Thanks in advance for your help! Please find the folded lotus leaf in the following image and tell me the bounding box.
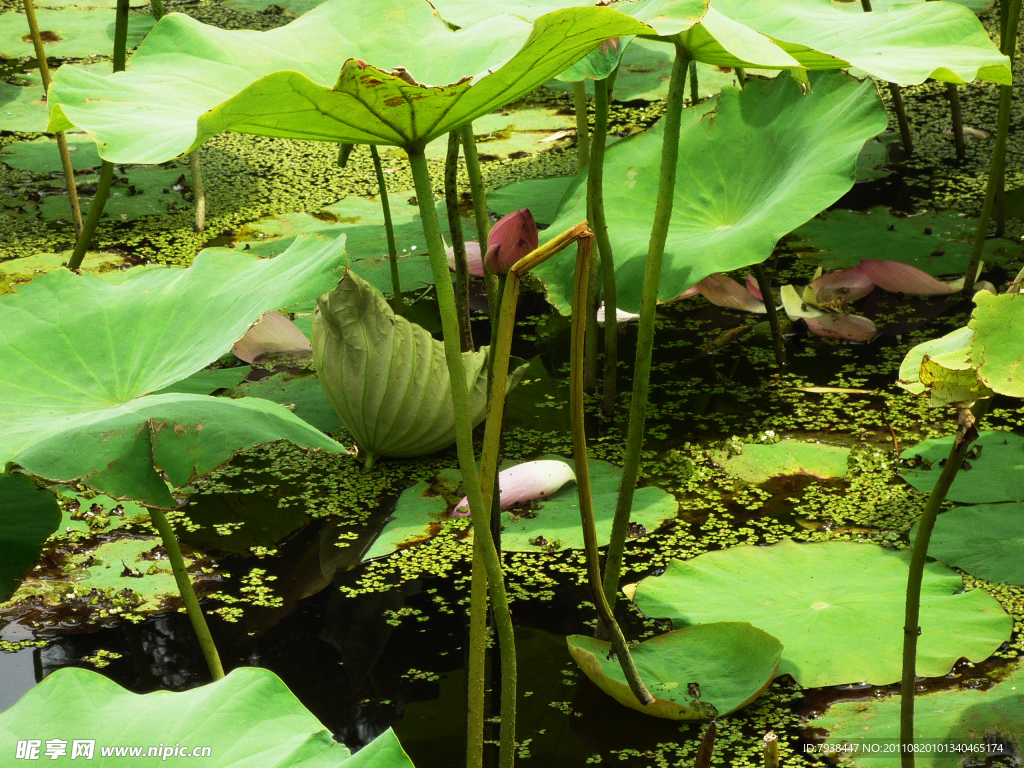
[0,235,348,507]
[0,474,61,603]
[313,269,491,463]
[969,292,1024,399]
[46,0,654,164]
[534,71,887,313]
[0,666,415,767]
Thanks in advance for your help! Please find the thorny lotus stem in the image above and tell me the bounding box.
[603,45,690,607]
[150,0,164,18]
[369,145,404,316]
[573,81,591,170]
[445,132,474,352]
[460,124,500,326]
[945,83,966,163]
[590,77,619,416]
[22,0,82,238]
[888,84,914,157]
[583,230,600,393]
[901,403,984,768]
[751,263,786,368]
[67,0,129,270]
[569,235,654,707]
[688,61,699,103]
[148,507,224,681]
[407,148,517,768]
[964,0,1022,294]
[189,150,206,233]
[466,545,488,768]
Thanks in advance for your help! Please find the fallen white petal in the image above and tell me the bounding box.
[454,460,576,514]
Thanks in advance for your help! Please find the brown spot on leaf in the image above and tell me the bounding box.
[384,96,405,107]
[23,30,61,43]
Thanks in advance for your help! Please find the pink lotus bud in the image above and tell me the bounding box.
[452,460,576,516]
[485,209,538,274]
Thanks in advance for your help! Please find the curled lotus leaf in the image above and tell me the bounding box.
[533,71,887,314]
[313,269,510,464]
[46,0,655,164]
[969,292,1024,399]
[898,326,993,407]
[0,235,348,507]
[0,666,415,767]
[0,474,61,603]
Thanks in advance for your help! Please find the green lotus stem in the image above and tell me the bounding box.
[602,44,690,607]
[568,234,654,707]
[859,0,872,11]
[887,84,913,156]
[900,403,985,768]
[67,160,114,271]
[150,0,164,18]
[148,507,224,681]
[688,60,699,103]
[583,239,600,394]
[113,0,129,72]
[22,0,83,238]
[466,544,488,768]
[964,0,1022,294]
[445,132,474,352]
[945,83,966,163]
[370,145,403,315]
[734,67,747,87]
[189,150,205,233]
[460,124,500,326]
[573,81,591,170]
[590,77,618,416]
[751,263,786,368]
[407,147,517,768]
[762,733,779,768]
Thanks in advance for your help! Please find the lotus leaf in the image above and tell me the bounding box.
[0,70,50,133]
[533,71,887,313]
[911,503,1024,586]
[900,432,1024,504]
[712,0,1011,85]
[313,269,491,463]
[0,474,61,603]
[52,488,149,535]
[0,8,155,59]
[818,662,1024,768]
[37,166,191,223]
[633,540,1011,688]
[709,441,850,485]
[0,235,348,507]
[233,374,343,435]
[898,326,993,406]
[794,208,1017,278]
[0,666,415,767]
[1,133,102,173]
[363,480,449,561]
[46,0,654,164]
[156,366,252,396]
[489,177,573,227]
[568,623,782,720]
[970,292,1024,399]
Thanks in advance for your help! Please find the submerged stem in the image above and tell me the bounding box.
[602,45,690,607]
[569,235,654,706]
[590,77,618,416]
[573,81,591,171]
[445,132,474,352]
[148,507,224,681]
[751,263,786,368]
[407,148,517,768]
[189,150,205,233]
[370,145,405,315]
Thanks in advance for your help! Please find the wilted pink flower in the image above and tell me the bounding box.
[452,460,576,517]
[485,209,538,274]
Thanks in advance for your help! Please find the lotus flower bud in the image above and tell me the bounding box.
[485,208,538,274]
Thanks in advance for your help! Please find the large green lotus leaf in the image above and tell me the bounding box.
[222,0,325,14]
[0,8,155,59]
[568,623,782,720]
[912,503,1024,586]
[52,487,149,535]
[0,666,415,768]
[0,63,111,134]
[46,0,654,164]
[713,0,1011,85]
[156,366,252,396]
[313,268,491,463]
[1,133,102,173]
[363,480,449,561]
[0,235,348,507]
[233,373,343,435]
[708,441,849,484]
[970,292,1024,399]
[793,208,1017,278]
[818,663,1024,768]
[900,432,1024,505]
[633,540,1011,688]
[534,71,886,313]
[0,474,61,603]
[489,177,573,227]
[897,326,993,407]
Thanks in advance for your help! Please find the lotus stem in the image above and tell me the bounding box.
[964,0,1022,295]
[445,132,474,352]
[887,84,914,156]
[945,83,966,163]
[189,150,205,233]
[734,67,746,87]
[900,403,985,768]
[694,722,718,768]
[568,234,654,707]
[688,60,699,103]
[113,0,129,72]
[368,145,405,316]
[589,77,619,416]
[460,124,500,326]
[407,147,517,768]
[22,0,83,238]
[150,0,163,18]
[147,507,224,681]
[67,160,114,271]
[762,733,779,768]
[466,541,488,768]
[583,240,600,393]
[603,45,691,607]
[573,81,591,171]
[859,0,872,12]
[751,263,786,368]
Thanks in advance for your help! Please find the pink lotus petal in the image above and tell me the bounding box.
[696,274,766,314]
[745,274,762,301]
[452,460,576,516]
[446,241,485,278]
[804,314,876,342]
[232,311,311,363]
[676,285,701,300]
[859,259,959,296]
[807,265,875,305]
[597,303,640,323]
